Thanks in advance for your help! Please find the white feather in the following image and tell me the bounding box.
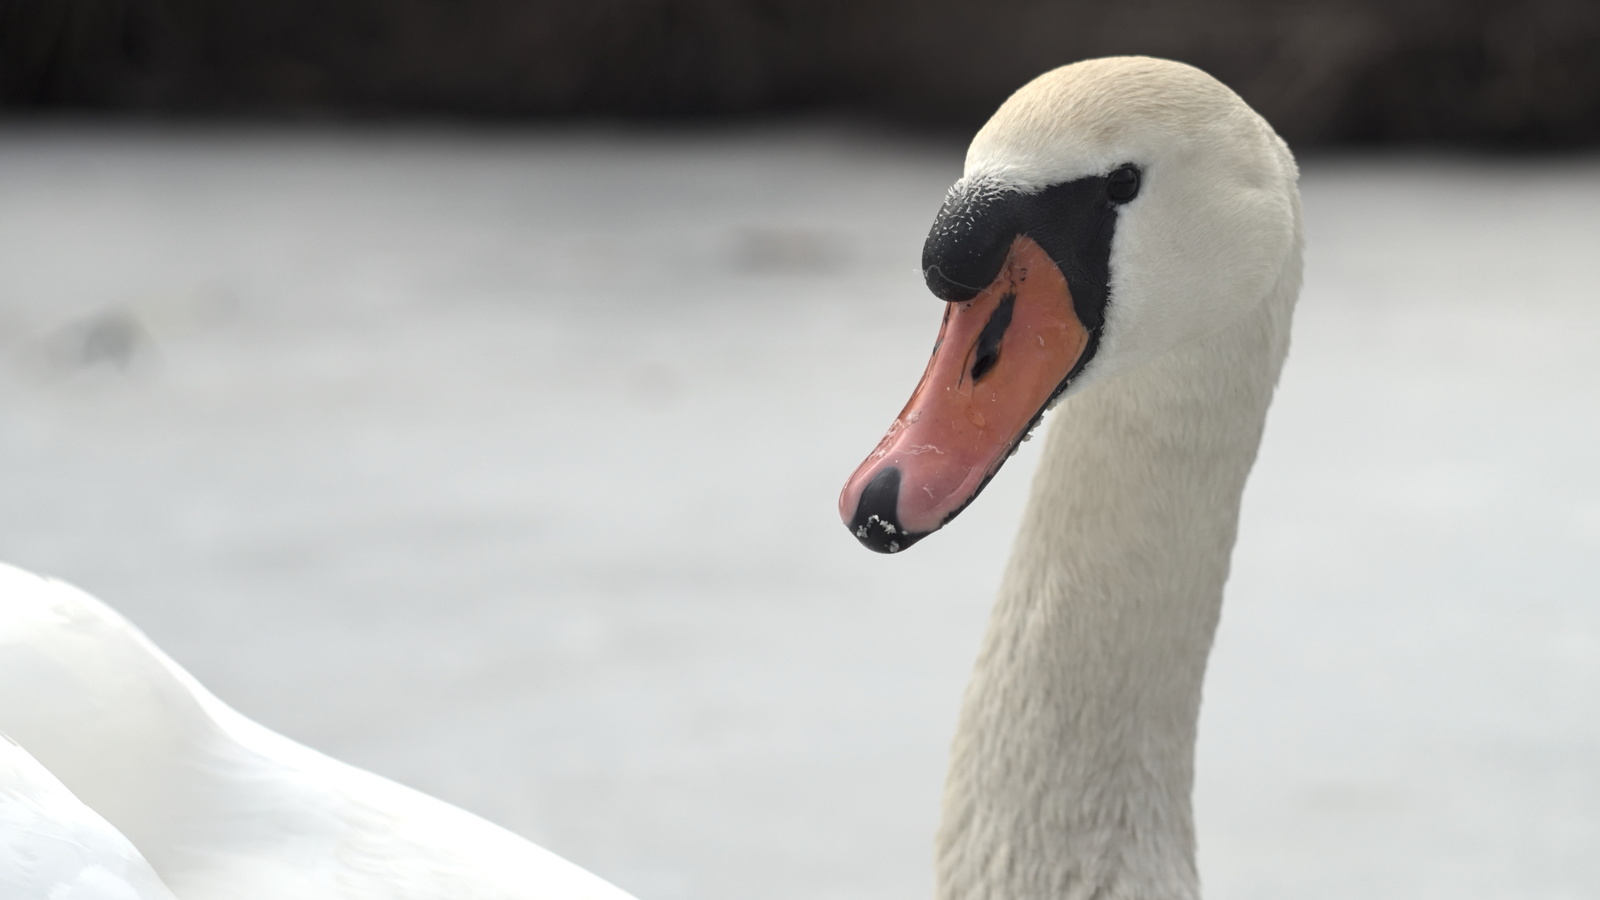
[0,563,636,900]
[0,732,176,900]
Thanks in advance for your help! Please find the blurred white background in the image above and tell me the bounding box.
[0,125,1596,900]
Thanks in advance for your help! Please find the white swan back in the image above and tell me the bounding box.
[0,563,637,900]
[1,731,177,900]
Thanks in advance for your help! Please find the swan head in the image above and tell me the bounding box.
[840,56,1299,553]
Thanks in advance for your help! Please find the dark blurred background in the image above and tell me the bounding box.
[4,0,1599,147]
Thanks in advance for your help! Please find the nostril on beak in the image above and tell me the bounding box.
[848,467,925,553]
[924,266,981,303]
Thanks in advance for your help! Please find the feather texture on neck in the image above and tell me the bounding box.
[936,231,1301,900]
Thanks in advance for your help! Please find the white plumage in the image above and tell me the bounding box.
[0,732,176,900]
[0,563,636,900]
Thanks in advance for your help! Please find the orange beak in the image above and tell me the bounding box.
[839,235,1091,552]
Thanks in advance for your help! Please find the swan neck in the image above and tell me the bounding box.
[935,260,1297,900]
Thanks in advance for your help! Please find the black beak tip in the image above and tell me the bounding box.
[847,467,928,554]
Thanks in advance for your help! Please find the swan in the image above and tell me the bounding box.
[840,56,1300,899]
[1,54,1292,900]
[0,562,637,900]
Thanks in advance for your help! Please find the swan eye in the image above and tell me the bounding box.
[1106,166,1140,203]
